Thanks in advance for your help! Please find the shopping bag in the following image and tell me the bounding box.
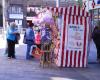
[15,33,20,44]
[32,48,42,59]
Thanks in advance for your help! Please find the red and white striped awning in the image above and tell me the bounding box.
[47,5,90,17]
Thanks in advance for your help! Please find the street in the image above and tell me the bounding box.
[0,34,100,80]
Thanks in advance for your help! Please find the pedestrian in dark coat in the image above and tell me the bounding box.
[92,26,100,62]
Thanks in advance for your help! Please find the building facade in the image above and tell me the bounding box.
[5,0,78,28]
[83,0,100,26]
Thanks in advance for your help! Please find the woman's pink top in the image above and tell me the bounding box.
[35,33,41,44]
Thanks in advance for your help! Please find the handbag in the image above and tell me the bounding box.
[15,33,20,44]
[32,48,41,59]
[23,32,27,44]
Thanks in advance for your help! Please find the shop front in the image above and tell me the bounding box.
[88,0,100,27]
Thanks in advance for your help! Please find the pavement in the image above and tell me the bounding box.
[0,34,100,80]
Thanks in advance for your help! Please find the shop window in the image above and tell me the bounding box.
[99,9,100,15]
[27,9,37,17]
[94,9,98,16]
[8,5,23,14]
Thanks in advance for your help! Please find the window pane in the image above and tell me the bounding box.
[94,9,98,15]
[9,6,23,14]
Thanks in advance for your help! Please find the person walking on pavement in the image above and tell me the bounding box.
[24,23,35,60]
[6,22,19,59]
[92,26,100,63]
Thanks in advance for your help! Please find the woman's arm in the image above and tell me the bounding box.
[9,28,19,34]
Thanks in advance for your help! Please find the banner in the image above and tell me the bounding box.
[67,24,84,51]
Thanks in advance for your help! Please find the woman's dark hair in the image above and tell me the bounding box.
[38,29,40,33]
[28,23,34,27]
[94,26,99,30]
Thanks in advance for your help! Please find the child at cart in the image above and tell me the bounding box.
[40,25,52,67]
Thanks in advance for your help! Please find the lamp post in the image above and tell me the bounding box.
[2,0,7,39]
[2,0,6,31]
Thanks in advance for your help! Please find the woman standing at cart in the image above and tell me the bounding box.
[25,23,35,60]
[6,22,19,59]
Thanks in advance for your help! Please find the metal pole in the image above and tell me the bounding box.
[56,0,60,7]
[2,0,6,31]
[88,0,89,12]
[2,0,6,39]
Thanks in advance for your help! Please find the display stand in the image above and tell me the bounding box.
[47,5,90,67]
